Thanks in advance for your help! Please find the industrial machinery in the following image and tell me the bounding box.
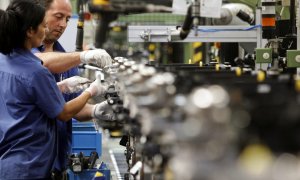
[93,55,300,180]
[74,0,300,179]
[87,0,173,48]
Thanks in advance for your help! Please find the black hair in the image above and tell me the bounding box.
[0,0,45,54]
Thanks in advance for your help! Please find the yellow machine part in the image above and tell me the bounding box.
[93,0,110,5]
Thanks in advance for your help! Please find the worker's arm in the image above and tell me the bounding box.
[75,101,115,121]
[74,103,94,121]
[35,51,81,73]
[57,91,91,121]
[35,49,113,73]
[57,78,106,121]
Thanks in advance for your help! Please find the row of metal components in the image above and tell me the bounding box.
[97,56,300,180]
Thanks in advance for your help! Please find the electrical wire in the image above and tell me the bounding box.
[197,24,262,32]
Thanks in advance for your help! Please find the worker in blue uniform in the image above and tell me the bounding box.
[0,0,106,179]
[32,0,114,179]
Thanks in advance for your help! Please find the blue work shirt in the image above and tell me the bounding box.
[32,41,80,172]
[0,48,65,179]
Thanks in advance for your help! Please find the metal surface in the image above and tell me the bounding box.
[127,9,262,47]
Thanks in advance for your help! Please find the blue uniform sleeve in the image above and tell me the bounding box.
[31,68,65,119]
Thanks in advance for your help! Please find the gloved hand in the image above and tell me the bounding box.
[57,76,91,94]
[80,49,112,68]
[91,101,116,121]
[84,78,107,97]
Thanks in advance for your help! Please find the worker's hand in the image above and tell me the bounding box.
[91,101,116,121]
[57,76,91,94]
[84,78,107,97]
[80,49,113,68]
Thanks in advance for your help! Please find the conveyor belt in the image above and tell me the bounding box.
[110,149,128,180]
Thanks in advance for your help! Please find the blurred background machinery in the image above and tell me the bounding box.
[97,55,300,180]
[78,0,300,179]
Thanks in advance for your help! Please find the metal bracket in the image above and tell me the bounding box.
[140,28,175,42]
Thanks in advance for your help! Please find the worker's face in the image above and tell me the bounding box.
[27,18,47,49]
[44,0,72,43]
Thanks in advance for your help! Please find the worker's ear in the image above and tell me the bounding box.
[26,27,35,39]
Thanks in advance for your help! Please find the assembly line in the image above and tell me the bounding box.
[2,0,300,180]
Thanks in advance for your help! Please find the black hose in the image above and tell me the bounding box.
[288,0,296,35]
[75,0,84,51]
[179,4,193,40]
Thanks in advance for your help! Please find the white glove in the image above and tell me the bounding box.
[84,78,107,97]
[57,76,91,94]
[91,101,116,121]
[80,49,112,68]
